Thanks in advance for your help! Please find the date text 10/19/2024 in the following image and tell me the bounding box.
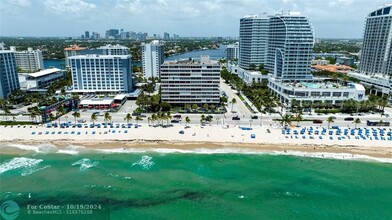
[25,203,108,217]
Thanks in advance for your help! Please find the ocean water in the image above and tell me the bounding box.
[1,145,392,220]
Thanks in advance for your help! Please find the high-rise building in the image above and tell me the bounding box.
[164,32,170,40]
[160,55,220,104]
[69,54,133,93]
[0,51,20,99]
[10,47,44,72]
[226,42,239,61]
[85,31,90,39]
[141,40,164,79]
[359,4,392,76]
[97,44,130,55]
[348,4,392,103]
[239,13,269,70]
[266,12,314,80]
[234,11,365,105]
[105,29,119,39]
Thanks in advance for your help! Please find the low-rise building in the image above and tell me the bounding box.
[311,59,330,65]
[268,78,366,105]
[237,68,269,84]
[160,55,220,104]
[336,56,354,66]
[24,68,65,89]
[312,64,353,73]
[347,72,392,103]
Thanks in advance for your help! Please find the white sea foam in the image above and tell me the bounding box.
[72,158,98,171]
[0,157,44,175]
[93,147,392,164]
[132,156,155,170]
[57,145,87,155]
[1,143,57,153]
[21,165,50,176]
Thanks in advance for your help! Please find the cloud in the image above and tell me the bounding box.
[5,0,32,7]
[44,0,96,15]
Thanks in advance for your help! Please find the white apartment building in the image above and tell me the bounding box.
[97,44,130,55]
[69,54,133,93]
[10,47,44,72]
[142,40,164,79]
[160,55,220,104]
[226,42,239,61]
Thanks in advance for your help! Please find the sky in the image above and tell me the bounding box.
[0,0,391,38]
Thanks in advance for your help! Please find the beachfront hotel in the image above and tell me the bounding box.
[141,40,164,79]
[69,54,133,94]
[239,13,269,70]
[160,55,220,104]
[0,50,20,99]
[230,11,366,105]
[348,4,392,103]
[10,46,44,72]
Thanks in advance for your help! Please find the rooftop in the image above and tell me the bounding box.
[97,44,129,50]
[28,68,63,78]
[68,54,131,59]
[64,44,87,51]
[312,64,353,73]
[281,81,365,91]
[162,55,218,65]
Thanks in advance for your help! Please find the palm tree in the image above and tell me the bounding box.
[200,114,206,126]
[135,116,142,126]
[151,113,157,126]
[72,111,80,124]
[326,116,335,129]
[353,118,361,129]
[49,113,56,122]
[294,112,302,127]
[185,116,190,126]
[279,114,293,128]
[230,98,237,112]
[104,112,112,124]
[166,112,172,125]
[56,111,62,125]
[124,113,132,124]
[91,113,98,125]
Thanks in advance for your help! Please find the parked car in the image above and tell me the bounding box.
[171,119,180,123]
[232,116,240,120]
[344,117,354,121]
[251,115,258,119]
[173,114,182,119]
[313,119,323,124]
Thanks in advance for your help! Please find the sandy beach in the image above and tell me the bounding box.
[1,123,392,162]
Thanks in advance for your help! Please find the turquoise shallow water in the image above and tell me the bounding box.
[1,149,392,220]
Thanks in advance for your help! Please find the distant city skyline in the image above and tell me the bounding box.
[0,0,391,38]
